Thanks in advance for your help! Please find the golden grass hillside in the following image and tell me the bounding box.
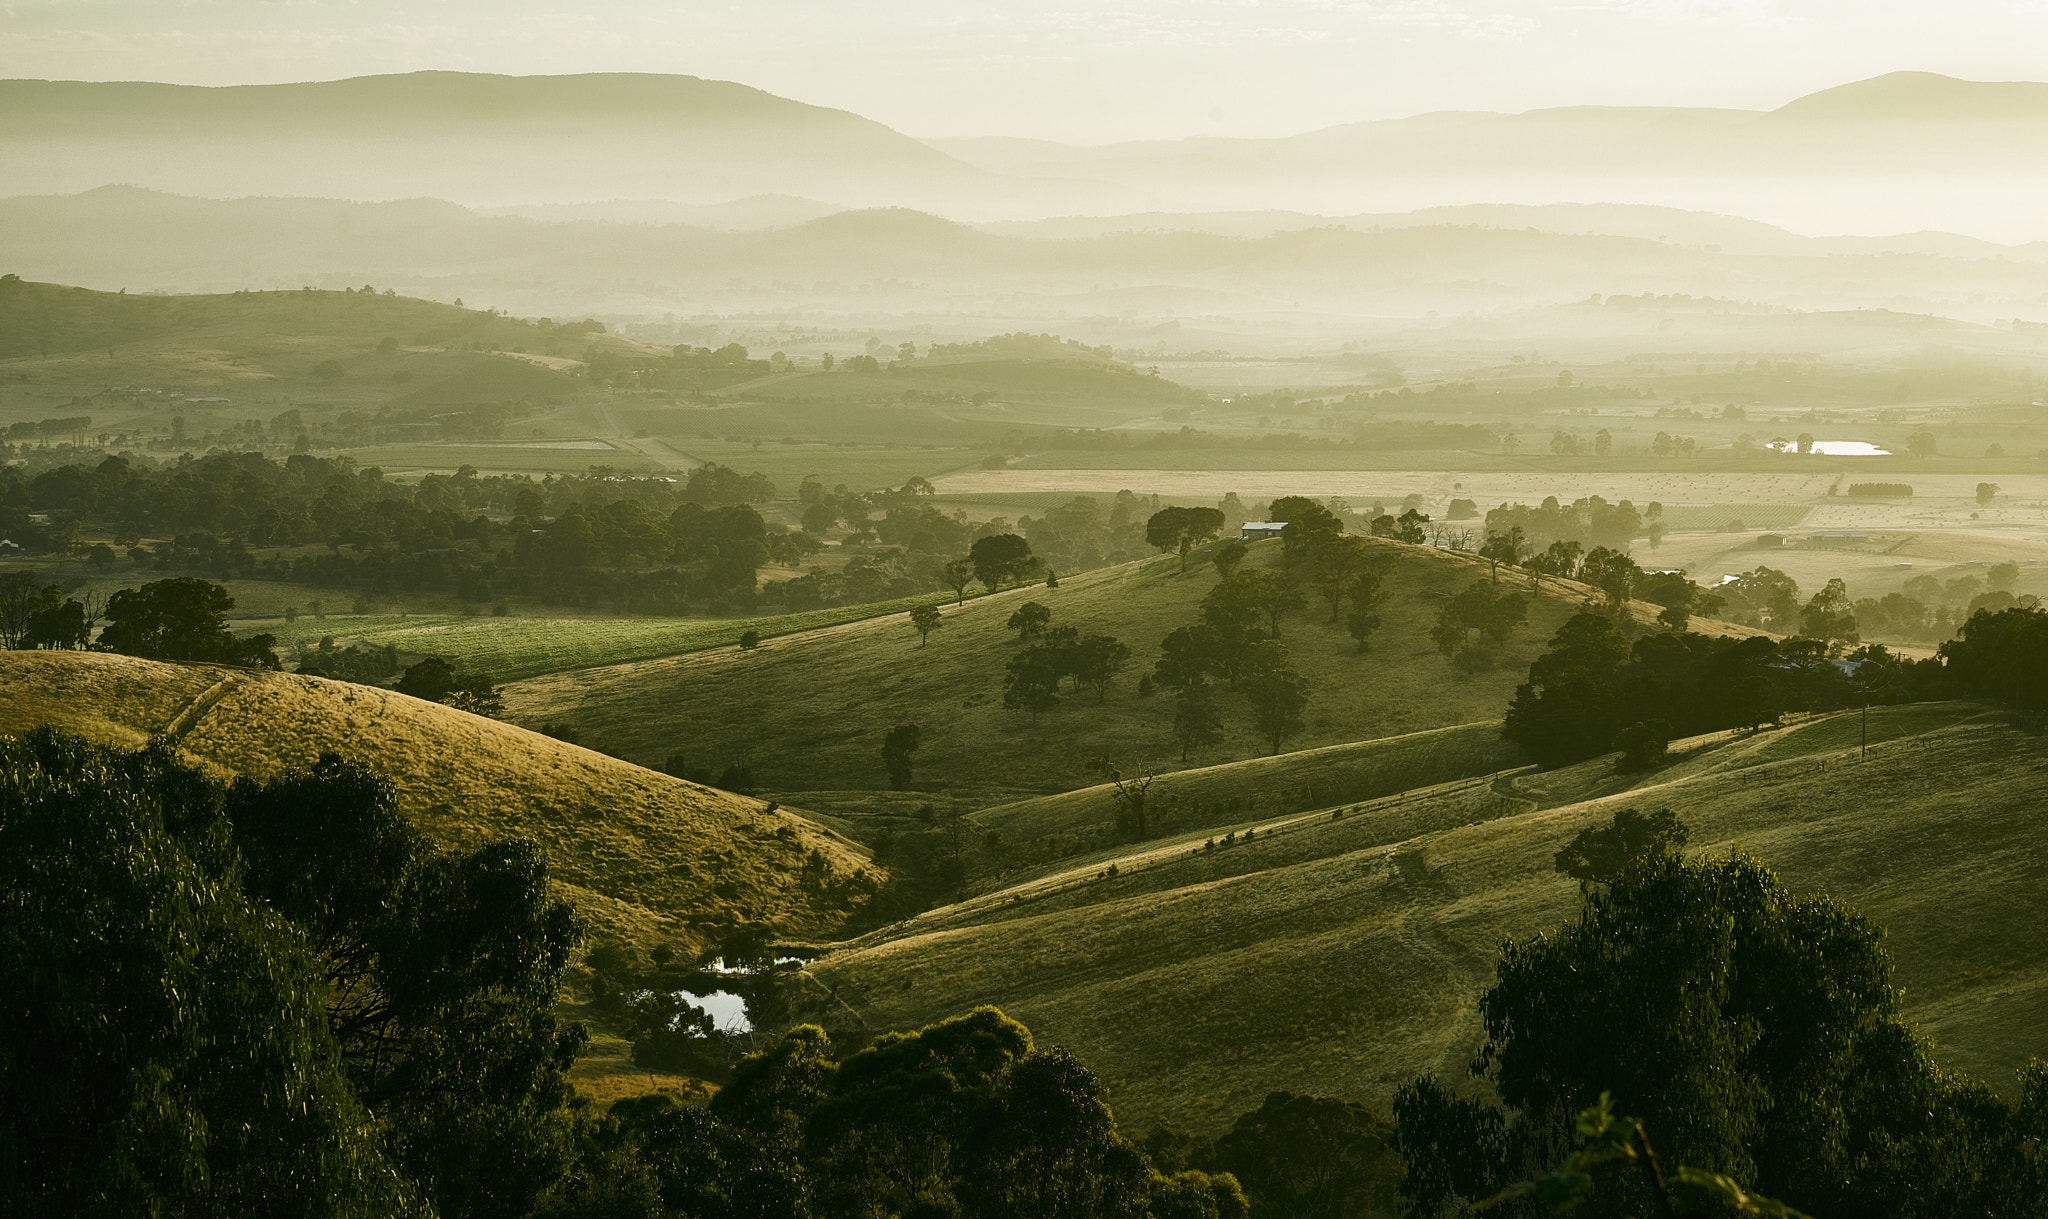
[787,702,2047,1135]
[0,650,880,951]
[503,538,1765,798]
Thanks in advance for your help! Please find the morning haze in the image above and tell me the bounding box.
[4,7,2047,1218]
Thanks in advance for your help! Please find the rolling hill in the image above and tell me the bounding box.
[0,650,881,952]
[500,537,1767,805]
[787,701,2048,1134]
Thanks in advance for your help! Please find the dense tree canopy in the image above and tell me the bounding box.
[0,728,584,1219]
[97,575,280,667]
[1396,846,2048,1219]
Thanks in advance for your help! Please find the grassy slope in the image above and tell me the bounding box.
[0,650,881,951]
[248,591,970,685]
[501,538,1765,797]
[972,719,1524,849]
[792,703,2046,1135]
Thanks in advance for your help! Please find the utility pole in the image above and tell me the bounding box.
[1861,698,1868,760]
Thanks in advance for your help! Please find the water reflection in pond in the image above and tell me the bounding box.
[694,990,751,1033]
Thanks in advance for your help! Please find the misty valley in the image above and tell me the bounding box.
[4,54,2048,1219]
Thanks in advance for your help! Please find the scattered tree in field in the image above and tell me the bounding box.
[1799,578,1859,647]
[909,603,943,647]
[1977,481,2000,506]
[1172,680,1224,762]
[1430,579,1528,667]
[882,723,923,789]
[1479,527,1526,583]
[1088,756,1157,839]
[738,629,762,651]
[1308,535,1371,621]
[1989,561,2020,594]
[969,533,1038,593]
[1008,601,1052,640]
[1210,568,1307,639]
[1002,651,1061,724]
[1146,505,1227,572]
[1212,538,1249,579]
[1244,663,1308,755]
[1155,623,1226,690]
[943,558,975,605]
[1907,430,1937,457]
[1347,569,1390,652]
[1072,634,1132,702]
[97,576,279,668]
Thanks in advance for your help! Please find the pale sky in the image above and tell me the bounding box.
[6,0,2048,143]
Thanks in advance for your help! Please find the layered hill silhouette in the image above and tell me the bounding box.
[12,187,2048,320]
[12,70,2048,235]
[931,72,2048,236]
[791,702,2048,1134]
[0,650,881,950]
[0,71,1038,211]
[500,538,1767,804]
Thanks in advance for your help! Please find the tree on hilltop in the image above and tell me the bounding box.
[1212,538,1249,580]
[970,533,1038,593]
[1577,546,1640,611]
[396,655,505,717]
[1479,527,1526,584]
[1146,505,1226,573]
[98,576,279,668]
[943,558,976,605]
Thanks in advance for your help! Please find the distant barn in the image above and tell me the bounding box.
[1240,522,1286,541]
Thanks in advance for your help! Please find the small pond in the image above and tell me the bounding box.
[693,990,753,1033]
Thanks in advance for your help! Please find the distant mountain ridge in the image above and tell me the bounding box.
[0,70,1052,212]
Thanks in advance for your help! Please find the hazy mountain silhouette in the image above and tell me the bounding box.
[8,186,2048,323]
[13,70,2048,234]
[0,71,1104,213]
[928,72,2048,238]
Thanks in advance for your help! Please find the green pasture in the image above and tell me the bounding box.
[243,590,975,682]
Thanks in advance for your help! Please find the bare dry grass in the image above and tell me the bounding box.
[503,539,1763,798]
[0,650,882,952]
[793,707,2048,1134]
